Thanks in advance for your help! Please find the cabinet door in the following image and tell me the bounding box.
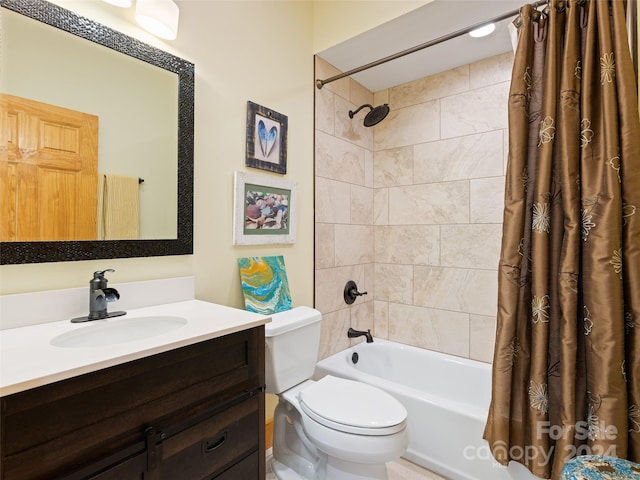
[213,451,260,480]
[159,396,259,479]
[87,454,146,480]
[1,328,263,479]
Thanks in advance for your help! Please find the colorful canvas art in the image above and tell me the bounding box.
[238,256,292,314]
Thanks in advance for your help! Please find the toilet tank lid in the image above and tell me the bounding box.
[264,306,321,337]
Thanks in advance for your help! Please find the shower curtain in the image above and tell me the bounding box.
[483,1,640,479]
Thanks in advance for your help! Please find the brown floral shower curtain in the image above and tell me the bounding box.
[483,0,640,479]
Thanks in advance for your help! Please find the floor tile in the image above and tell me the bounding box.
[388,458,448,479]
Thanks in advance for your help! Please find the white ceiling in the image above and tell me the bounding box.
[316,0,525,92]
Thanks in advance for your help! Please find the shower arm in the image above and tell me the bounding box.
[348,104,373,118]
[315,0,549,90]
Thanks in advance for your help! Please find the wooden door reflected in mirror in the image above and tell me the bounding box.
[1,94,99,241]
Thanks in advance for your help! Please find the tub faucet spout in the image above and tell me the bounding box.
[348,327,373,343]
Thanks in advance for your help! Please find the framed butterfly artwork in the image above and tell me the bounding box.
[245,101,288,174]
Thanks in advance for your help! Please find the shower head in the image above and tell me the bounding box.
[348,103,390,127]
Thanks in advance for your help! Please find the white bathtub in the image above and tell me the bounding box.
[314,339,542,480]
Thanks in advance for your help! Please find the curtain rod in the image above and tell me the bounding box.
[315,0,548,89]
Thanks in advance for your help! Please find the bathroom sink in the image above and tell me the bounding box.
[50,316,188,348]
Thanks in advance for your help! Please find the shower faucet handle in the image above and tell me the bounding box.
[344,280,368,305]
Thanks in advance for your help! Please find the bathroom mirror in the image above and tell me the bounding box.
[0,0,194,264]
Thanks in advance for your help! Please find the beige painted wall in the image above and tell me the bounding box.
[0,1,315,314]
[313,0,430,53]
[0,1,440,315]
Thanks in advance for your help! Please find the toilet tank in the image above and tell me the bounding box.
[264,306,322,394]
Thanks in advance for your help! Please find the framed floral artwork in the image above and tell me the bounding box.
[245,101,288,174]
[233,171,297,245]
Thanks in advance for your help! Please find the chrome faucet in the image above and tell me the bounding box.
[71,269,126,323]
[347,327,374,343]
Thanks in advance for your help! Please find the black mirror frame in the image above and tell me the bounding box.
[0,0,194,264]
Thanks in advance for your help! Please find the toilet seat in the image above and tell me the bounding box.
[298,375,407,435]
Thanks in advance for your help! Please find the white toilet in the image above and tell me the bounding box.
[265,306,408,480]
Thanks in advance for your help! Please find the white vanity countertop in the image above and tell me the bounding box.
[0,300,270,397]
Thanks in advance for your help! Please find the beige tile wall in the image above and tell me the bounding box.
[315,57,376,360]
[314,52,513,363]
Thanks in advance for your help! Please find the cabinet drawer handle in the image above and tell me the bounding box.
[203,431,228,454]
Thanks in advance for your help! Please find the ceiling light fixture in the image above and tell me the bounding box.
[469,23,495,38]
[135,0,180,40]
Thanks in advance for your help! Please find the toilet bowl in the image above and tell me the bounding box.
[265,307,408,480]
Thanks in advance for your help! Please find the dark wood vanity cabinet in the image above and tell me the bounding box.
[0,327,266,480]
